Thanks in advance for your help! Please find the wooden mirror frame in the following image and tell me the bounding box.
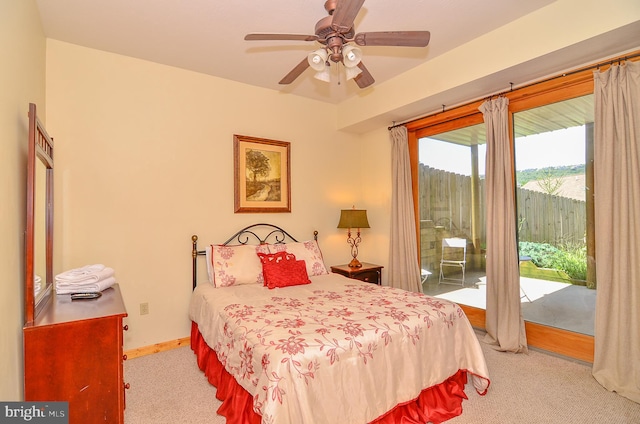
[25,103,54,325]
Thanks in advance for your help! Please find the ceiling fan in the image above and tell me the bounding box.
[244,0,431,88]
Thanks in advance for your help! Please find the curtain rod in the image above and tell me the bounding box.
[387,50,640,131]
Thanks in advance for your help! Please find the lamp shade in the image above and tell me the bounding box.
[345,65,363,81]
[313,68,331,82]
[308,49,328,71]
[342,45,362,68]
[337,209,370,229]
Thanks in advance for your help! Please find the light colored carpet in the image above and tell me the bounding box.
[124,332,640,423]
[124,345,224,424]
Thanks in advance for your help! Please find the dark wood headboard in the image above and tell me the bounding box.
[191,223,317,290]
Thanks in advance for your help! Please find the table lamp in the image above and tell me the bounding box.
[337,208,370,268]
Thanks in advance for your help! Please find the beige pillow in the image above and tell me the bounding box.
[269,240,328,276]
[210,244,270,287]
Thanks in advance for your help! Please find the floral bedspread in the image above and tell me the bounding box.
[189,273,489,424]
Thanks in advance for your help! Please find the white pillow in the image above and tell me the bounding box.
[205,245,214,283]
[269,240,328,276]
[210,244,270,287]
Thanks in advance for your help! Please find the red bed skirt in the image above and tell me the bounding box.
[191,321,471,424]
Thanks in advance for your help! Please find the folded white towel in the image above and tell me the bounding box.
[56,276,116,294]
[55,270,115,288]
[55,264,106,280]
[56,266,114,284]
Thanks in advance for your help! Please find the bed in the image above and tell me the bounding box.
[189,224,490,424]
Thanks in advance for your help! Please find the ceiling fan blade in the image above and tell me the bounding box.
[279,57,311,85]
[354,61,374,88]
[354,31,431,47]
[245,33,318,42]
[331,0,365,33]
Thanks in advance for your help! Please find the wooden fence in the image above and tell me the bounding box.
[418,164,586,245]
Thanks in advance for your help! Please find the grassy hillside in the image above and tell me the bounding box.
[516,164,585,187]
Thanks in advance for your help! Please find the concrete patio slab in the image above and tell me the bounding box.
[423,272,595,336]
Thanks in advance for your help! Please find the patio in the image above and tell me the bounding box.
[422,271,596,336]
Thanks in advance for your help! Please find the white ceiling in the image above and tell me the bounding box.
[35,0,558,104]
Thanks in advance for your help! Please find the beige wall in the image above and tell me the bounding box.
[0,0,46,400]
[44,40,375,350]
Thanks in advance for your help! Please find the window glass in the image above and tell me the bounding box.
[419,123,487,306]
[514,94,595,336]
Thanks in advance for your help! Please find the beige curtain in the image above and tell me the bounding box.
[592,60,640,404]
[388,126,422,292]
[479,97,528,353]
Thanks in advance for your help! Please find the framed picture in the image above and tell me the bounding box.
[234,134,291,213]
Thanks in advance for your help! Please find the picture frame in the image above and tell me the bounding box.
[234,134,291,213]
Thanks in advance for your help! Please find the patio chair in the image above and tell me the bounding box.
[421,269,432,284]
[439,238,467,286]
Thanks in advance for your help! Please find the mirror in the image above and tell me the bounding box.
[25,103,54,325]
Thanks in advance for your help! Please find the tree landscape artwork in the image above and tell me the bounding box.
[234,135,291,213]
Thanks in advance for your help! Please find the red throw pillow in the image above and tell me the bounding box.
[257,252,311,289]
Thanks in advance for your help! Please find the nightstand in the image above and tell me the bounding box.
[330,263,383,285]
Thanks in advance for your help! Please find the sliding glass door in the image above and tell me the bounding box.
[418,123,487,307]
[417,96,596,337]
[514,95,595,336]
[406,53,628,361]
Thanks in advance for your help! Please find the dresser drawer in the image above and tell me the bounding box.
[353,270,380,284]
[331,263,383,285]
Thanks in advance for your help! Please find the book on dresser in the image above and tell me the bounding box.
[23,284,128,424]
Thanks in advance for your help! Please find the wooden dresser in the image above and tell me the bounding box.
[24,284,128,424]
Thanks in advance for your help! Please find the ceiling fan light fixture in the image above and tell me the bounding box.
[345,65,363,80]
[245,0,429,88]
[308,49,328,71]
[313,67,332,82]
[342,45,362,68]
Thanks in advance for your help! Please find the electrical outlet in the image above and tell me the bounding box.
[140,302,149,315]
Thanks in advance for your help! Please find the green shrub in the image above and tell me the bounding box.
[518,241,560,268]
[518,241,587,282]
[553,242,587,282]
